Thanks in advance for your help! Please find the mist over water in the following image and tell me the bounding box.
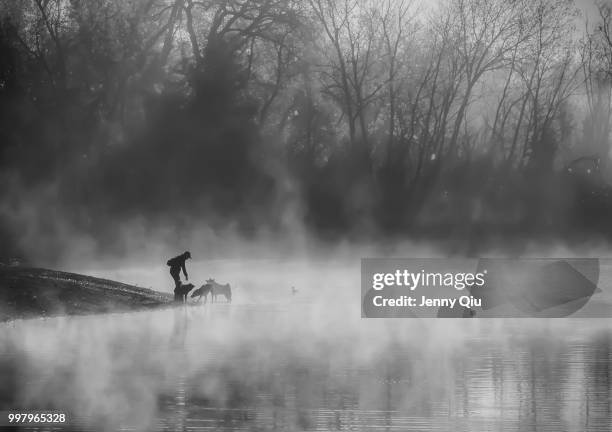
[2,257,612,431]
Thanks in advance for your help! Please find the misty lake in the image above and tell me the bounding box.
[2,259,612,431]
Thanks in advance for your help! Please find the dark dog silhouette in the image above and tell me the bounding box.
[191,284,212,303]
[175,283,195,303]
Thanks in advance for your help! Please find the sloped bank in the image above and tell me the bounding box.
[0,266,172,322]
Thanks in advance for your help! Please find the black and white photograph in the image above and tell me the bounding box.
[2,0,612,430]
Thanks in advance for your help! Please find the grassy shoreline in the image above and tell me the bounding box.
[0,266,172,322]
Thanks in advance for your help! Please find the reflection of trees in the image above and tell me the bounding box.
[586,333,612,430]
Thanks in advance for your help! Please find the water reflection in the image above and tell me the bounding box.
[1,303,612,431]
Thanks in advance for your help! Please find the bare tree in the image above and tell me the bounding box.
[308,0,388,150]
[582,2,612,166]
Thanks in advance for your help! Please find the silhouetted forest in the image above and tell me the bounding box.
[2,0,612,259]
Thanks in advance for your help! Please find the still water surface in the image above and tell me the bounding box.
[1,270,612,431]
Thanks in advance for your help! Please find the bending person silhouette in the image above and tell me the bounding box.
[167,251,191,302]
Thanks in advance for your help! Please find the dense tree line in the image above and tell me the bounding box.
[2,0,612,256]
